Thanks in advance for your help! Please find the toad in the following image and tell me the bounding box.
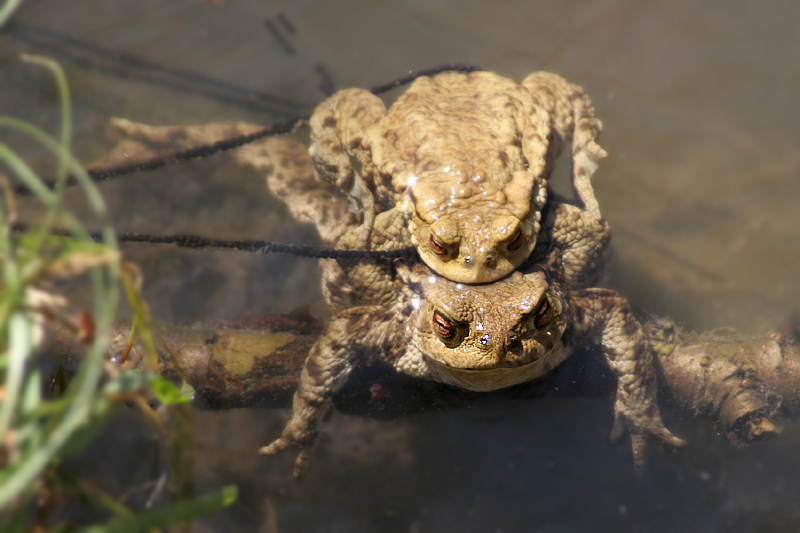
[307,70,607,284]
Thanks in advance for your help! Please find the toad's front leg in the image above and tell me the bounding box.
[259,305,399,478]
[543,195,611,289]
[572,288,686,471]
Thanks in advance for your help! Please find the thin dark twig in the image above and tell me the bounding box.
[13,119,299,196]
[8,22,309,115]
[87,119,298,182]
[11,223,411,259]
[114,232,413,259]
[13,64,483,196]
[369,64,483,95]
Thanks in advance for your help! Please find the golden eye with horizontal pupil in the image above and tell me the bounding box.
[534,297,553,328]
[432,311,455,339]
[429,234,448,256]
[507,228,524,251]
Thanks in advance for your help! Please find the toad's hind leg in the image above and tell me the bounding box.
[309,88,388,238]
[571,288,686,471]
[236,136,355,245]
[522,72,607,221]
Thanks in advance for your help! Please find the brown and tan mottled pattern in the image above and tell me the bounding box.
[398,265,568,391]
[308,88,390,237]
[308,70,607,284]
[253,115,681,475]
[521,72,606,221]
[537,193,612,290]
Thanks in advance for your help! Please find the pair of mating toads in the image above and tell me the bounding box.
[254,69,685,477]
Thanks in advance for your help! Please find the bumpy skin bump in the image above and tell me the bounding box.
[309,70,606,285]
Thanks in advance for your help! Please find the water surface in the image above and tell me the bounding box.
[3,1,800,531]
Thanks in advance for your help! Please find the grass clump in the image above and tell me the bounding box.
[0,55,235,531]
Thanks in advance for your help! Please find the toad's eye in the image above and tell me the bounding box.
[507,228,524,251]
[432,311,455,339]
[429,235,448,256]
[534,297,553,328]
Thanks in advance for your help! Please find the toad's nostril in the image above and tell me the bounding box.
[485,255,495,266]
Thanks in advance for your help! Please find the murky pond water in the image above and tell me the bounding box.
[3,1,800,531]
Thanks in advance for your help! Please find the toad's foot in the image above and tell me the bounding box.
[259,419,319,479]
[609,395,687,473]
[236,135,356,245]
[571,287,686,471]
[542,196,611,289]
[259,305,401,478]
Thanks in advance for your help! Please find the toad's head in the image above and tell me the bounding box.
[405,266,568,392]
[404,168,547,284]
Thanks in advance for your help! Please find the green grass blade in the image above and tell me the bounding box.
[0,117,108,218]
[79,486,238,533]
[0,0,23,28]
[0,142,56,205]
[0,313,33,444]
[20,55,73,254]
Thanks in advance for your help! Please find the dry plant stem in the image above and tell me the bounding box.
[54,317,797,445]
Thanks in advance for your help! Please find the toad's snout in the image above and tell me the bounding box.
[505,331,520,348]
[477,329,526,365]
[502,330,525,362]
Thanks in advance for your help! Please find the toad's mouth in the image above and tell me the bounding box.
[421,347,552,372]
[421,343,569,393]
[433,358,536,371]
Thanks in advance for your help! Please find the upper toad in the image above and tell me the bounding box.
[309,70,607,284]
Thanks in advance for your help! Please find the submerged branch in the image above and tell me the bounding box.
[52,311,800,447]
[646,319,797,445]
